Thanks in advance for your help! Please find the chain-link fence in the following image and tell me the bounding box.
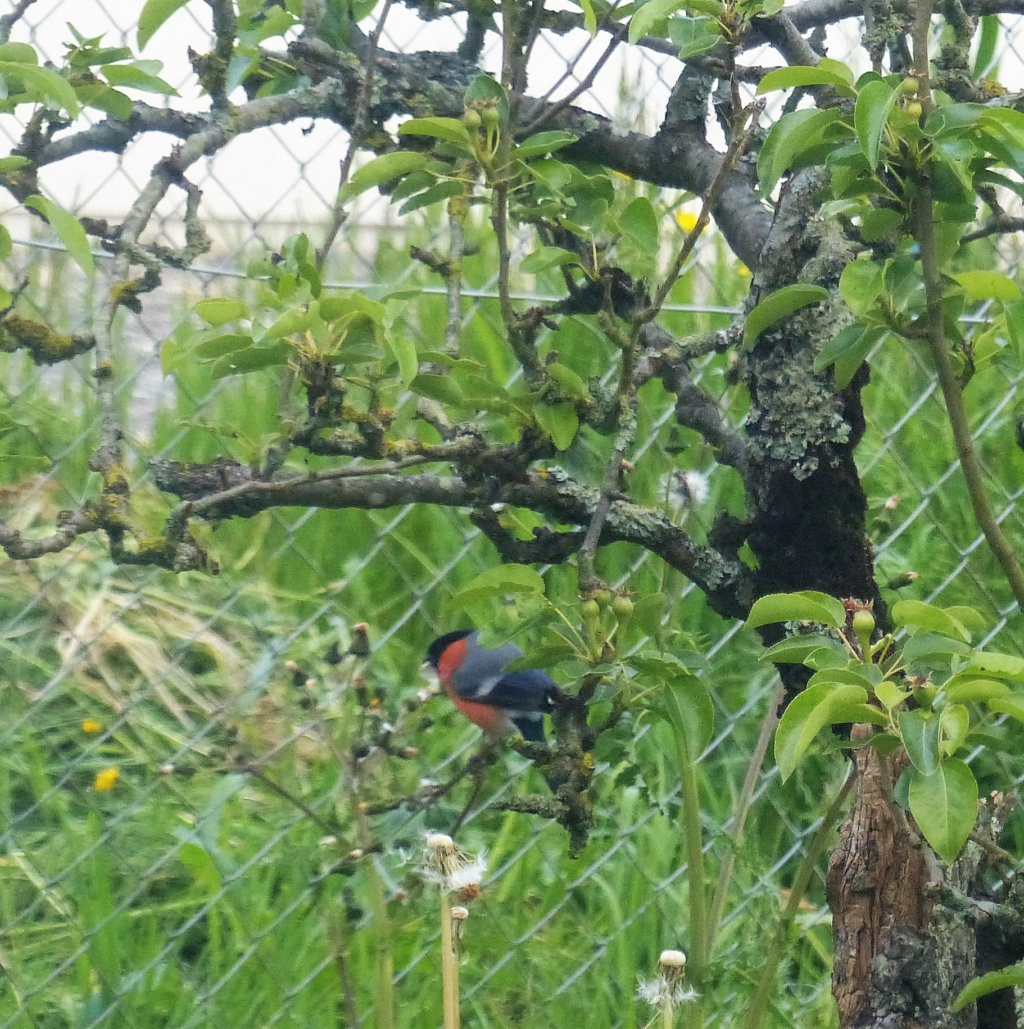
[3,4,1024,1027]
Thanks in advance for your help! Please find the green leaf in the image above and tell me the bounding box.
[747,591,846,630]
[194,333,252,360]
[814,323,884,388]
[807,666,879,691]
[0,224,11,261]
[75,83,133,120]
[386,334,418,386]
[410,373,465,406]
[516,131,578,159]
[399,117,472,146]
[922,102,984,140]
[23,195,93,274]
[0,42,38,63]
[986,695,1024,726]
[629,0,685,43]
[398,180,463,216]
[898,709,940,775]
[761,634,843,664]
[907,759,977,863]
[953,270,1022,302]
[579,0,598,34]
[195,298,249,326]
[854,79,898,169]
[953,966,1024,1013]
[943,676,1008,704]
[743,285,829,347]
[519,247,583,274]
[138,0,191,49]
[0,155,30,173]
[901,632,970,665]
[102,62,177,95]
[939,703,970,757]
[839,258,885,317]
[891,600,971,643]
[620,197,659,252]
[546,362,589,399]
[262,305,314,339]
[632,593,667,636]
[775,683,868,781]
[450,564,546,610]
[210,342,291,379]
[967,651,1024,679]
[758,108,843,195]
[668,17,721,59]
[660,675,714,761]
[339,152,430,202]
[875,679,909,710]
[757,59,856,97]
[804,647,849,670]
[0,62,80,116]
[535,402,579,451]
[972,14,1000,79]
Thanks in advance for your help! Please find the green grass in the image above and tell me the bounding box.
[2,212,1022,1029]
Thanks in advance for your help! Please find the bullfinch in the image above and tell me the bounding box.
[425,630,562,743]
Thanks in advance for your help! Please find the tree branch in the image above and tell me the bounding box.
[152,460,754,618]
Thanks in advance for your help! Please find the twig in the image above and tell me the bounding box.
[912,1,1024,612]
[522,3,626,136]
[445,209,466,357]
[317,0,396,268]
[203,0,237,107]
[0,0,38,45]
[961,215,1024,243]
[641,101,763,324]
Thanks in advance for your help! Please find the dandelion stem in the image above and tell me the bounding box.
[662,994,674,1029]
[440,887,461,1029]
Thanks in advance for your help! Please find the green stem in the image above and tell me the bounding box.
[913,187,1024,611]
[907,0,1024,611]
[705,682,784,957]
[674,734,707,1029]
[440,889,461,1029]
[356,803,396,1029]
[742,768,855,1029]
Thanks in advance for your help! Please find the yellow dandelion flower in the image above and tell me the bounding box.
[81,719,102,735]
[94,767,120,792]
[675,211,699,233]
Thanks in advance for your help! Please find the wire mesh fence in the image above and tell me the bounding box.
[3,4,1024,1027]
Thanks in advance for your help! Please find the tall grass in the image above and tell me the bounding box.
[2,212,1022,1029]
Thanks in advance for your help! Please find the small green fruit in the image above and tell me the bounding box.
[852,608,875,638]
[582,599,601,622]
[906,101,923,119]
[612,595,634,619]
[463,108,482,131]
[481,105,500,128]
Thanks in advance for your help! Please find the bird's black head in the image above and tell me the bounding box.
[425,629,474,668]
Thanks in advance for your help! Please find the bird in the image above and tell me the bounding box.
[424,629,563,743]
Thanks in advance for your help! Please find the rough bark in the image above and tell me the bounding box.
[827,744,979,1028]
